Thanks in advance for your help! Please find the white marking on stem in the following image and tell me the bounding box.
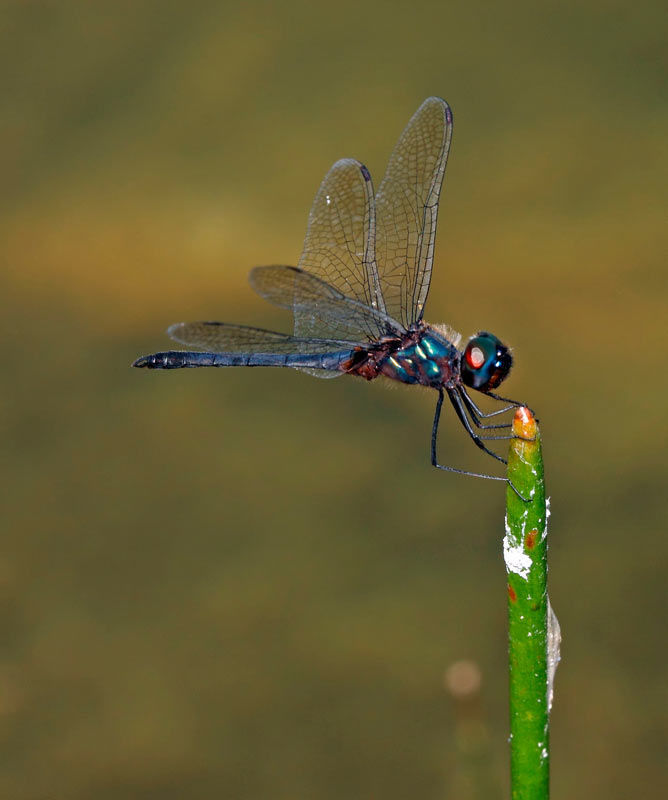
[504,515,531,579]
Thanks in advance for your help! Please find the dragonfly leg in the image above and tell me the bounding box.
[458,387,514,430]
[483,390,538,421]
[430,390,528,500]
[445,390,510,463]
[460,387,515,417]
[457,396,515,441]
[478,390,538,442]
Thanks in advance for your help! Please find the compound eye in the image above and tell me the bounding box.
[461,332,512,391]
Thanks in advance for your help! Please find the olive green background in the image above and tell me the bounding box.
[2,2,666,798]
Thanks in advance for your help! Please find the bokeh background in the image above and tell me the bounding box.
[2,1,666,798]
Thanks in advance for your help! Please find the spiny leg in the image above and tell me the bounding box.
[446,390,513,463]
[431,389,507,479]
[430,390,529,500]
[455,389,515,441]
[458,386,514,431]
[483,390,537,421]
[461,386,516,418]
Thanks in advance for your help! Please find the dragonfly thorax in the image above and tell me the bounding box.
[380,326,461,387]
[342,324,460,388]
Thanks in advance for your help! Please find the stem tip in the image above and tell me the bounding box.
[512,406,536,440]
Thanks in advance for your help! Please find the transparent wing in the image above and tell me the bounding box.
[168,321,357,354]
[249,265,404,343]
[296,158,386,338]
[375,96,453,328]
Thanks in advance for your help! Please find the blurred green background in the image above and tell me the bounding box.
[2,1,666,798]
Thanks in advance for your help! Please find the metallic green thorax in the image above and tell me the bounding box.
[378,328,460,388]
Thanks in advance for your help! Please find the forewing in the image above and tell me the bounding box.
[297,158,386,333]
[249,265,404,343]
[375,97,453,328]
[168,321,356,354]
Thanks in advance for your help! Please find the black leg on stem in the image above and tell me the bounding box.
[430,389,526,498]
[460,386,516,420]
[483,390,537,421]
[458,387,514,430]
[446,391,511,463]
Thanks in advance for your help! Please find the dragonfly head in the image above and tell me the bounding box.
[461,332,512,391]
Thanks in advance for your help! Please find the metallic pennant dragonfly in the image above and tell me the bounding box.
[134,97,529,487]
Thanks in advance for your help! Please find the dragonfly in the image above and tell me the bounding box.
[134,97,529,491]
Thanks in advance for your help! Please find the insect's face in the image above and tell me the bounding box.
[461,332,512,391]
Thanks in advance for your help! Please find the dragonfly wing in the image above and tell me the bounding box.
[295,158,386,335]
[168,321,357,353]
[249,265,404,343]
[375,97,453,328]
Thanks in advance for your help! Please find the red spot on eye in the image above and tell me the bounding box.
[525,529,538,549]
[466,346,485,369]
[508,584,517,602]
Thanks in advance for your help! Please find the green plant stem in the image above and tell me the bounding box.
[505,408,549,800]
